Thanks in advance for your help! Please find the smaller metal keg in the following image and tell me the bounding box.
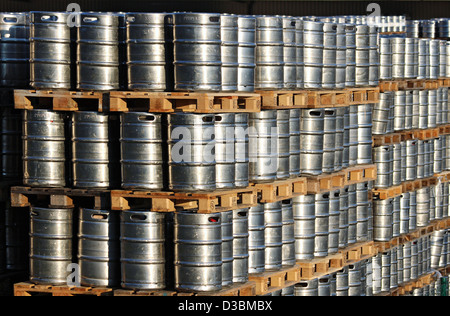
[335,266,349,296]
[248,204,265,273]
[303,20,324,88]
[338,187,349,249]
[295,19,304,89]
[356,183,369,242]
[373,199,393,242]
[348,262,362,296]
[255,16,284,90]
[322,108,337,173]
[342,107,350,168]
[168,113,216,191]
[281,199,295,267]
[173,12,222,92]
[221,14,239,92]
[393,91,406,132]
[347,184,357,245]
[356,104,373,165]
[334,107,345,171]
[293,195,316,261]
[72,112,118,189]
[276,110,290,180]
[418,39,430,80]
[78,208,120,287]
[174,212,222,292]
[392,143,402,186]
[345,24,356,87]
[237,15,256,92]
[221,211,234,287]
[428,89,438,128]
[232,208,249,283]
[373,92,393,135]
[77,13,120,91]
[328,190,340,255]
[29,207,73,285]
[405,38,419,79]
[335,23,346,88]
[392,196,401,238]
[429,39,440,79]
[431,230,445,269]
[120,210,166,290]
[416,186,430,227]
[378,37,392,80]
[120,112,165,190]
[400,193,410,235]
[299,109,324,176]
[381,251,391,293]
[264,202,283,271]
[439,40,447,78]
[355,24,370,86]
[314,192,330,258]
[235,113,249,188]
[348,105,359,166]
[215,114,236,189]
[392,37,405,79]
[434,137,443,175]
[289,109,300,178]
[30,12,71,89]
[22,110,66,188]
[322,22,337,89]
[373,145,393,189]
[447,41,450,78]
[282,16,297,89]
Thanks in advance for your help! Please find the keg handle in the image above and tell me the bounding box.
[309,110,323,117]
[3,16,18,23]
[41,15,59,22]
[208,216,220,223]
[203,116,214,123]
[138,115,155,121]
[30,211,39,217]
[91,213,108,220]
[209,16,220,23]
[130,214,147,221]
[83,16,99,23]
[237,211,248,217]
[126,16,136,23]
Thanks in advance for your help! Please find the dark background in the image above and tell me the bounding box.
[0,0,449,20]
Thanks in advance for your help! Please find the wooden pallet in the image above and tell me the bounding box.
[251,177,307,203]
[306,164,377,194]
[114,282,256,297]
[249,265,300,296]
[297,241,375,280]
[391,273,437,296]
[14,89,109,112]
[402,177,438,194]
[111,187,258,213]
[258,90,350,109]
[346,87,380,105]
[372,133,402,147]
[109,91,261,113]
[438,124,450,136]
[14,282,113,296]
[372,185,403,200]
[10,186,111,209]
[439,78,450,87]
[379,80,403,92]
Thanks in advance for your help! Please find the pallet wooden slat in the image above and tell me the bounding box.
[248,265,300,296]
[14,282,113,296]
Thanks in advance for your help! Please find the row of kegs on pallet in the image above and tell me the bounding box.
[373,89,450,135]
[21,108,372,191]
[407,18,450,39]
[294,233,450,296]
[379,37,450,80]
[373,137,450,189]
[26,183,374,292]
[373,186,450,242]
[27,203,301,292]
[0,11,383,92]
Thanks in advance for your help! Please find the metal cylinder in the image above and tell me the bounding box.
[323,108,336,173]
[303,20,324,88]
[348,184,357,245]
[315,192,329,258]
[418,39,430,80]
[78,208,120,287]
[255,16,284,90]
[322,22,337,89]
[282,16,296,89]
[121,210,165,290]
[334,107,345,171]
[300,109,324,176]
[220,211,233,287]
[125,13,170,91]
[429,39,440,80]
[30,12,71,89]
[394,91,406,132]
[373,199,393,242]
[293,195,315,261]
[249,110,278,182]
[237,15,256,92]
[264,202,282,271]
[379,37,392,80]
[328,190,340,254]
[120,112,164,190]
[173,13,222,92]
[235,113,249,188]
[221,14,239,92]
[168,113,216,191]
[232,208,249,283]
[335,24,346,89]
[281,199,295,267]
[355,24,370,86]
[23,110,66,187]
[338,187,349,249]
[174,212,222,292]
[373,145,393,189]
[289,109,300,178]
[417,187,430,227]
[345,24,356,87]
[295,19,304,89]
[77,13,119,90]
[405,38,419,79]
[373,92,393,135]
[248,204,265,273]
[29,207,73,285]
[356,183,369,242]
[276,110,290,180]
[72,112,118,189]
[0,12,30,88]
[214,114,236,189]
[400,192,410,235]
[357,104,373,165]
[336,266,349,296]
